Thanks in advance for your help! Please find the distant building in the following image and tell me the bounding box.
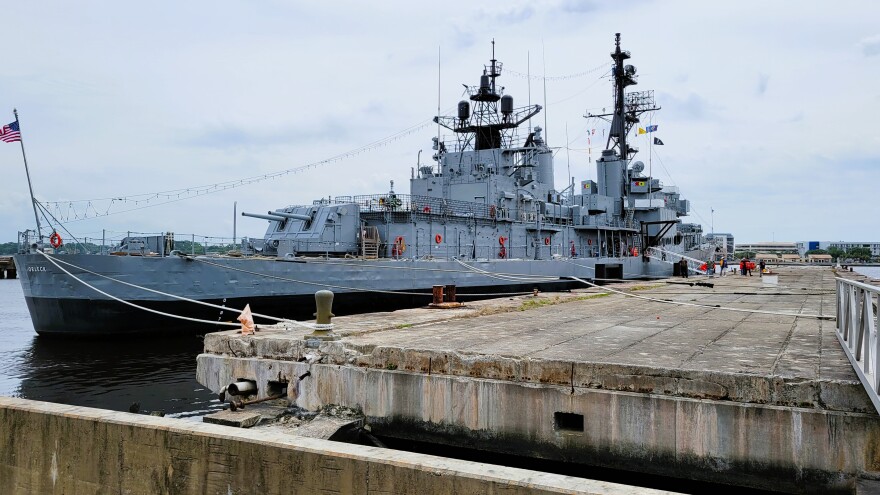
[807,254,832,263]
[736,242,798,255]
[706,233,735,258]
[796,241,880,257]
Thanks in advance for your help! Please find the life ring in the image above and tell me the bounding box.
[587,239,593,246]
[489,205,496,219]
[392,236,406,256]
[49,232,62,248]
[423,206,431,214]
[544,237,550,245]
[498,236,506,246]
[435,234,442,244]
[631,247,639,257]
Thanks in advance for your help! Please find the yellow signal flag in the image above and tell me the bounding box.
[638,127,646,135]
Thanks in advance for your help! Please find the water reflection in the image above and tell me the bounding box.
[12,333,222,419]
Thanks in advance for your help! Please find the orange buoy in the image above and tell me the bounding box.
[435,234,442,244]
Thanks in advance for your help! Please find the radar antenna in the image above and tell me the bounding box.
[434,41,542,151]
[586,33,660,162]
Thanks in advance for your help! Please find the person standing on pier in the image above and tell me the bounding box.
[719,258,727,277]
[745,258,753,276]
[759,259,766,277]
[680,258,689,278]
[740,259,746,276]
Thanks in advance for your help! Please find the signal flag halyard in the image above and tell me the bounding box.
[0,121,21,143]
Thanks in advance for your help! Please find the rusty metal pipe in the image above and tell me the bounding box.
[227,381,257,396]
[229,393,284,411]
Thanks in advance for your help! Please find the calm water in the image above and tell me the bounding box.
[0,279,222,419]
[854,266,880,280]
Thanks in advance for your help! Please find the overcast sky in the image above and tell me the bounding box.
[1,0,878,246]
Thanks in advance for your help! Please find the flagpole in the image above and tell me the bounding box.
[14,108,43,241]
[648,116,653,202]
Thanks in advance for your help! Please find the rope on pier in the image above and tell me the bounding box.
[38,252,329,330]
[568,276,836,321]
[452,259,562,283]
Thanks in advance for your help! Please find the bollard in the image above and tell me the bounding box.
[304,290,340,341]
[444,284,457,303]
[429,284,463,309]
[432,285,444,305]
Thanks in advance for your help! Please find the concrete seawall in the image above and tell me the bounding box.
[0,396,666,494]
[197,267,880,493]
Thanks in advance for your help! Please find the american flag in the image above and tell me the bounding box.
[1,121,21,143]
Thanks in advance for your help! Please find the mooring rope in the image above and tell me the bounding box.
[38,252,331,330]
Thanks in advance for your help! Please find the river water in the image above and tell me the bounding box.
[854,266,880,280]
[0,279,221,419]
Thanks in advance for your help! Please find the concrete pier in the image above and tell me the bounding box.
[0,256,16,279]
[0,397,666,494]
[197,266,880,493]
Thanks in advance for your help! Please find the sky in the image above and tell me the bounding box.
[1,0,878,246]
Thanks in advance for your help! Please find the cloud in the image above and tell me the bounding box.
[756,73,769,96]
[658,92,713,120]
[182,119,354,149]
[858,34,880,56]
[560,0,601,13]
[484,5,535,23]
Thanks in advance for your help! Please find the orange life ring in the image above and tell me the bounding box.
[631,247,639,256]
[435,234,442,244]
[544,237,550,245]
[498,236,506,246]
[423,206,431,214]
[489,205,496,218]
[49,232,62,248]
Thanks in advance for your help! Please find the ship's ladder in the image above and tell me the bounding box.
[360,225,380,259]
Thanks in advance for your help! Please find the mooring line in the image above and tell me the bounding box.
[39,252,327,330]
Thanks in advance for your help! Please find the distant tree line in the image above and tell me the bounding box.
[805,247,873,262]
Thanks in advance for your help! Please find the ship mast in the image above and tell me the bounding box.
[587,33,659,162]
[434,41,541,151]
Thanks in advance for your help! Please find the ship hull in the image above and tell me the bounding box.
[14,253,666,336]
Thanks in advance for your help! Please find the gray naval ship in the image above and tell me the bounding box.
[14,34,704,336]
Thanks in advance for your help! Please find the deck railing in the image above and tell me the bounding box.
[836,277,880,414]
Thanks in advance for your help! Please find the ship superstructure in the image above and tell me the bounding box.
[13,34,705,335]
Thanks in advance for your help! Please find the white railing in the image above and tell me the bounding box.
[836,277,880,414]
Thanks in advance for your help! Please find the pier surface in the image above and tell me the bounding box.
[0,256,16,279]
[198,266,880,493]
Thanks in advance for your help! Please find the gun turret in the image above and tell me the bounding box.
[241,212,286,222]
[271,211,312,221]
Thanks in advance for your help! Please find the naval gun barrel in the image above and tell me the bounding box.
[270,211,311,221]
[241,212,286,222]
